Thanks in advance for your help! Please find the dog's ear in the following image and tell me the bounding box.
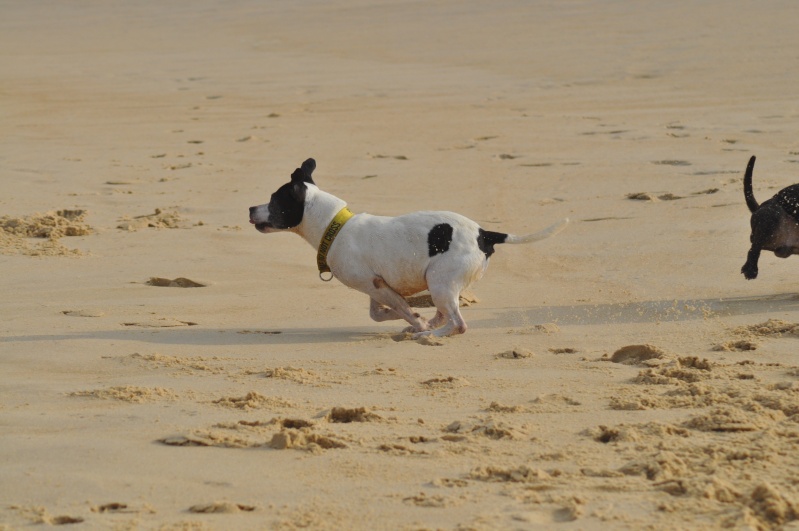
[291,158,316,185]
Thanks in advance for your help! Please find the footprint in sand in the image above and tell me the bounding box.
[549,347,577,354]
[188,502,256,513]
[444,419,525,440]
[122,317,197,327]
[326,407,383,423]
[145,277,205,288]
[652,159,691,166]
[693,188,719,195]
[368,153,408,160]
[390,333,445,346]
[486,401,525,413]
[421,376,469,389]
[666,124,690,138]
[91,503,136,514]
[62,309,105,317]
[117,208,188,231]
[402,492,451,508]
[496,348,534,359]
[626,192,684,201]
[582,216,634,222]
[580,128,630,136]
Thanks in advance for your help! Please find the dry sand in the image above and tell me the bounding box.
[3,1,799,529]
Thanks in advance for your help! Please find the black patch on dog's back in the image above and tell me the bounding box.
[776,185,799,223]
[477,229,507,258]
[428,223,453,257]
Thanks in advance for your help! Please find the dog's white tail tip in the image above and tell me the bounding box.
[508,218,569,244]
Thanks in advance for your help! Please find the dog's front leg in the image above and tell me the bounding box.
[369,298,404,322]
[368,277,429,333]
[741,246,761,279]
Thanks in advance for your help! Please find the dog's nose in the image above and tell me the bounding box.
[249,206,257,215]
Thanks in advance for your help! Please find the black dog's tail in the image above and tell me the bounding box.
[743,155,759,213]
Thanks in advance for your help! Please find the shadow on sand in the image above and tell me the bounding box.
[472,292,799,328]
[5,293,798,347]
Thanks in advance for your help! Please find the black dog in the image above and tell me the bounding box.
[741,155,799,279]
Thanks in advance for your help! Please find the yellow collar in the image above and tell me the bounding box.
[316,206,354,280]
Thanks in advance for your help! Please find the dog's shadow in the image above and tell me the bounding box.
[4,326,372,347]
[473,292,799,328]
[7,293,799,347]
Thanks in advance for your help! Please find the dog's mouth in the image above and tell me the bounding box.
[251,219,272,232]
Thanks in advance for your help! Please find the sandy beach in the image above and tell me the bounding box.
[3,1,799,529]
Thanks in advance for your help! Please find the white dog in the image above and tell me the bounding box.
[249,158,568,337]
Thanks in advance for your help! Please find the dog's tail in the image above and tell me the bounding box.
[744,155,759,213]
[505,218,569,244]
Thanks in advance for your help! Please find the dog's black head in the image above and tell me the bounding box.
[249,158,316,233]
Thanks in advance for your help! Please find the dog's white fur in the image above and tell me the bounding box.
[250,167,567,338]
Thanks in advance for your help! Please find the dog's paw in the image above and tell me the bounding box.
[741,263,758,280]
[402,316,430,334]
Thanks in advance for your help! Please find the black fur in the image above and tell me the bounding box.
[250,158,317,231]
[741,155,799,279]
[428,223,453,257]
[477,229,507,258]
[743,155,759,213]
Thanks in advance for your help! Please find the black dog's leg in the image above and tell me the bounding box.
[741,247,761,279]
[743,205,781,280]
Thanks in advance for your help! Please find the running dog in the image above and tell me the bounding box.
[741,155,799,279]
[249,158,568,337]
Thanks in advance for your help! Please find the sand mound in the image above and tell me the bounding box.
[69,386,179,403]
[713,340,758,352]
[212,392,295,410]
[733,319,799,338]
[470,465,552,483]
[610,344,667,365]
[262,366,320,385]
[0,209,92,256]
[116,208,188,231]
[269,429,348,451]
[445,418,527,440]
[0,209,91,238]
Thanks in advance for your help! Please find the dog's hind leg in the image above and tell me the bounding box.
[742,205,780,280]
[412,273,468,338]
[427,311,446,329]
[413,288,466,338]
